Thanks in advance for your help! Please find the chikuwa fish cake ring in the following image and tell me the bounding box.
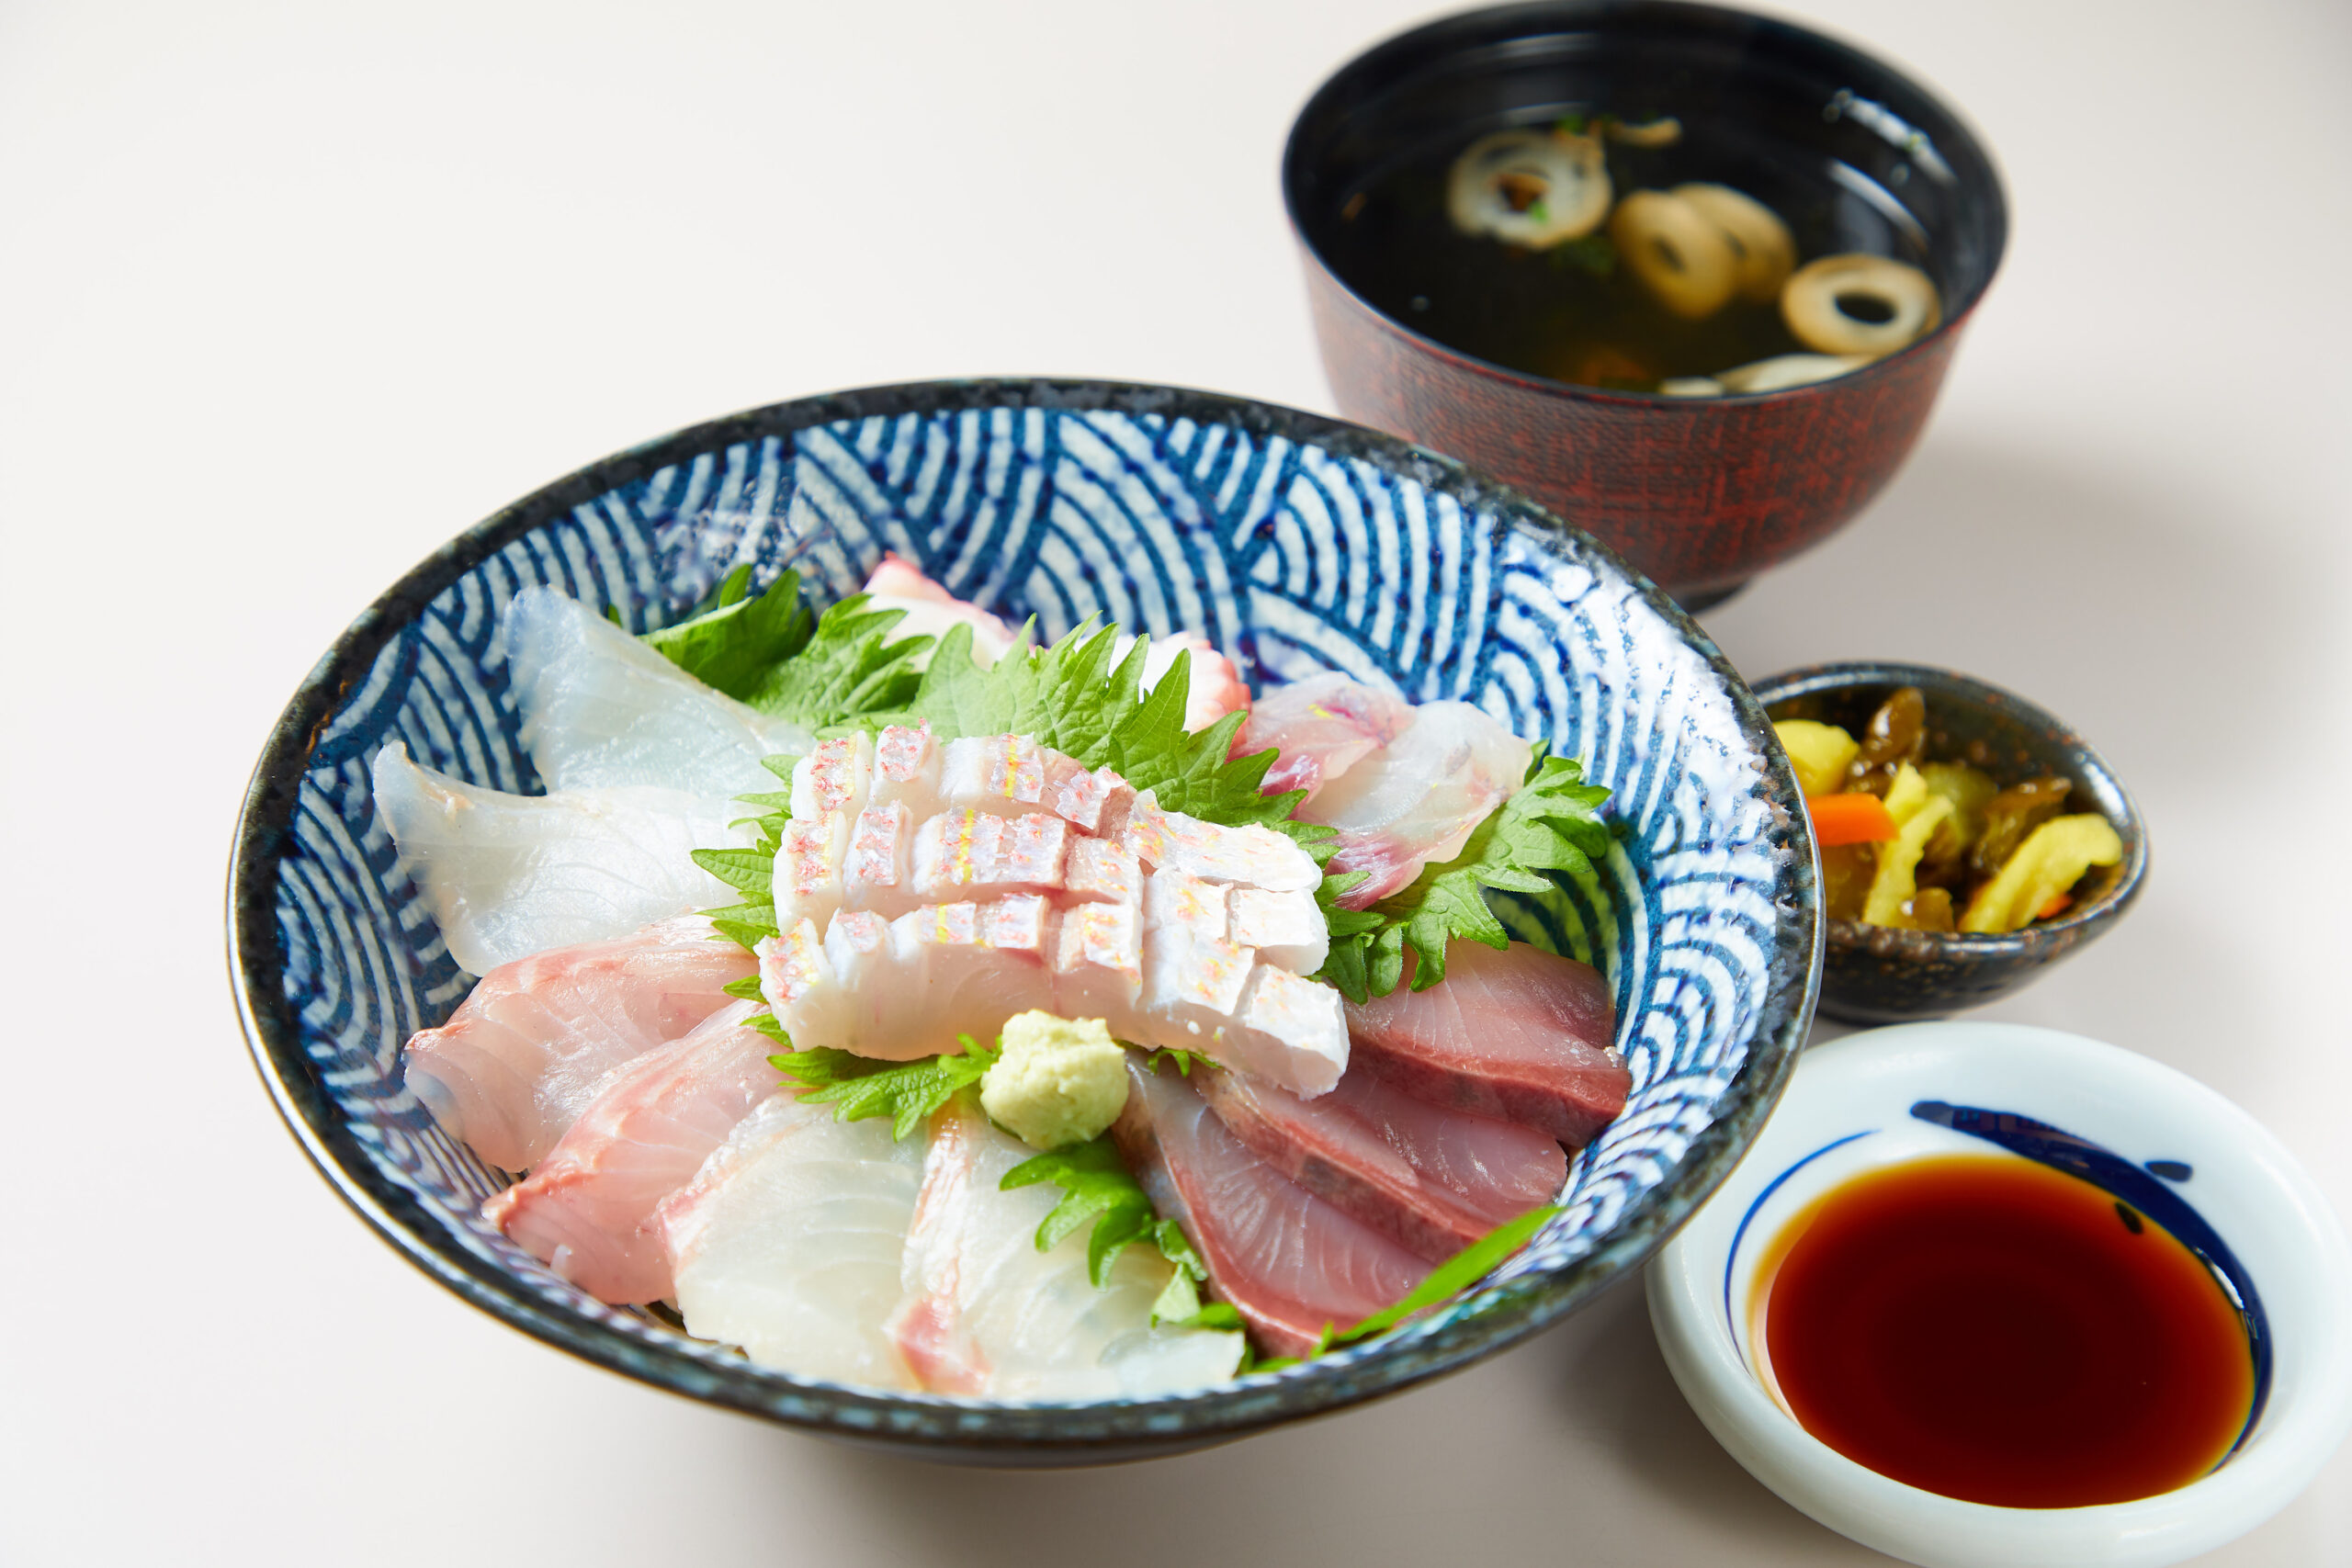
[1781,253,1943,356]
[1673,183,1795,304]
[1610,189,1738,320]
[1445,127,1612,248]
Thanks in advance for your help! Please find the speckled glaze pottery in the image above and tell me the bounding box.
[1753,662,2144,1025]
[1283,1,2007,606]
[229,379,1820,1463]
[1650,1023,2352,1568]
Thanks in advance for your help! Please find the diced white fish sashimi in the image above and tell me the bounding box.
[482,1000,777,1303]
[1301,703,1536,908]
[911,810,1070,898]
[1234,671,1413,801]
[1049,901,1145,1026]
[759,898,1055,1059]
[400,915,752,1172]
[841,802,914,913]
[870,724,944,819]
[1225,964,1350,1098]
[772,810,850,929]
[888,1096,1244,1399]
[371,741,750,975]
[1062,837,1141,906]
[1143,868,1227,941]
[658,1091,926,1390]
[1228,886,1329,974]
[1109,631,1254,734]
[503,585,814,798]
[788,733,874,821]
[1122,789,1321,893]
[1139,928,1256,1039]
[861,553,1020,670]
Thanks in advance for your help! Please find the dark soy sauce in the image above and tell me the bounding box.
[1754,1156,2255,1508]
[1319,114,1936,390]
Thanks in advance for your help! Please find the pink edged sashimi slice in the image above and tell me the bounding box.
[400,915,753,1173]
[1342,942,1628,1146]
[1114,1058,1430,1359]
[1198,1061,1566,1263]
[482,1000,781,1304]
[1232,671,1413,802]
[1298,701,1535,908]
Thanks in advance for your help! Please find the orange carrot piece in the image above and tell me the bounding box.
[2036,892,2074,921]
[1807,793,1898,847]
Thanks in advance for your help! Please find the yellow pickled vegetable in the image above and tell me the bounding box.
[1960,814,2124,933]
[1919,761,1998,852]
[1776,720,1860,799]
[1861,763,1955,927]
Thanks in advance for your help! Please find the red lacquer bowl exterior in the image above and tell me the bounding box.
[1285,2,2007,604]
[1304,251,1968,601]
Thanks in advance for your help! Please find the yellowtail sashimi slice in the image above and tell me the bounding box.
[658,1092,926,1390]
[889,1096,1244,1400]
[1302,703,1535,908]
[400,916,752,1172]
[482,1000,777,1303]
[1114,1057,1430,1359]
[503,586,813,798]
[371,741,749,975]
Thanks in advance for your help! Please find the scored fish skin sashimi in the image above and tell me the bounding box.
[658,1090,928,1392]
[1343,942,1628,1145]
[1299,701,1535,909]
[370,741,751,975]
[1114,1058,1431,1359]
[1234,671,1414,803]
[1197,1062,1566,1263]
[888,1096,1245,1400]
[502,585,815,800]
[400,916,753,1173]
[482,1000,779,1303]
[756,728,1348,1095]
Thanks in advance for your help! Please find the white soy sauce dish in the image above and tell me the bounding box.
[1646,1021,2352,1568]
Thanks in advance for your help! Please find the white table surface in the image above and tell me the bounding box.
[5,1,2346,1562]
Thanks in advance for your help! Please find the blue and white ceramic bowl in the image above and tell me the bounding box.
[229,379,1820,1461]
[1648,1022,2352,1567]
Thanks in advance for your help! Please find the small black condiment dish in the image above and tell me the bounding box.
[1752,661,2145,1023]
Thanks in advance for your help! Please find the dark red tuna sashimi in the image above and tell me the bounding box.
[1114,1059,1430,1359]
[1343,942,1628,1145]
[1199,1063,1565,1263]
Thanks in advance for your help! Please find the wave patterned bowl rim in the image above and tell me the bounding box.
[227,378,1821,1459]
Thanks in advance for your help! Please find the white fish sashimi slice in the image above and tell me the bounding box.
[503,585,813,798]
[1109,632,1254,734]
[482,1000,779,1303]
[1234,671,1413,801]
[371,741,750,974]
[862,553,1020,670]
[889,1096,1242,1399]
[658,1091,926,1390]
[1301,702,1536,909]
[400,915,752,1173]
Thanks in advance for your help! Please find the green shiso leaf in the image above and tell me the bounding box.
[739,594,933,728]
[639,565,816,701]
[1313,750,1611,1002]
[769,1034,998,1142]
[1000,1130,1220,1297]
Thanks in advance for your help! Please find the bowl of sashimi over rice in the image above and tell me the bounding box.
[230,379,1820,1461]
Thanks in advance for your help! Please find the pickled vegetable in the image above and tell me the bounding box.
[1961,815,2124,934]
[1771,691,2118,936]
[1777,720,1860,800]
[1861,765,1955,928]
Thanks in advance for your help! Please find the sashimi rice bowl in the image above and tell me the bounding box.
[231,381,1818,1459]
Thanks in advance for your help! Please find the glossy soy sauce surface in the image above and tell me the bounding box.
[1754,1155,2255,1507]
